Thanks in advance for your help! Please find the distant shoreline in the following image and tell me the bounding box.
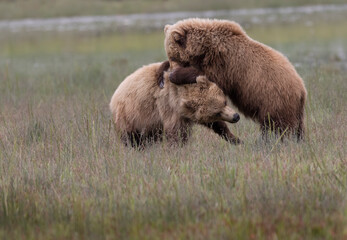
[1,4,347,33]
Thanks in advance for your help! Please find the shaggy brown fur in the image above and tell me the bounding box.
[164,19,307,140]
[109,61,241,148]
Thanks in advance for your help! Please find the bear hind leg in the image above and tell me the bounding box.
[296,95,306,142]
[260,117,288,142]
[121,131,145,149]
[296,119,305,142]
[163,121,192,146]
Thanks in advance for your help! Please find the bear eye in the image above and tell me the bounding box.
[214,112,221,118]
[172,31,187,48]
[224,100,227,106]
[176,38,185,47]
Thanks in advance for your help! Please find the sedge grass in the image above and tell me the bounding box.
[0,16,346,239]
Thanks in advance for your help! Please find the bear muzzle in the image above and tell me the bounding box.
[221,107,240,124]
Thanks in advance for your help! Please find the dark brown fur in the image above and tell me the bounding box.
[156,60,170,87]
[169,66,202,85]
[156,61,170,86]
[204,121,241,144]
[164,19,307,141]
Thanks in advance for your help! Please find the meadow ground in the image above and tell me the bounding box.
[0,6,347,240]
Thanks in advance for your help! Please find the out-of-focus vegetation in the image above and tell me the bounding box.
[0,0,346,19]
[0,1,347,239]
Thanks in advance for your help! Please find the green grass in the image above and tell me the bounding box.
[0,15,347,239]
[0,0,347,20]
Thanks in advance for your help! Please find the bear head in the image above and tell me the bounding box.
[176,74,240,124]
[164,18,245,69]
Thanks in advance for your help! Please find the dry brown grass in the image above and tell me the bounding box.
[0,12,347,240]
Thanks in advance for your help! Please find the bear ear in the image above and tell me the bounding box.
[181,99,196,112]
[156,61,170,88]
[172,29,187,48]
[164,24,171,34]
[196,76,210,86]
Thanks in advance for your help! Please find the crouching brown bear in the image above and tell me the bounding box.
[164,18,307,141]
[109,61,241,148]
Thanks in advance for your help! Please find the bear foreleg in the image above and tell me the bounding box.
[204,121,241,144]
[163,120,192,146]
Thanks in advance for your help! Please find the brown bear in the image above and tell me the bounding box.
[164,18,307,140]
[109,61,241,148]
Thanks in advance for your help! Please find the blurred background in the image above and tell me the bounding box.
[0,0,346,19]
[0,0,346,101]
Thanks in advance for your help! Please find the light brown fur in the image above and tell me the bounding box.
[109,62,240,148]
[164,18,307,140]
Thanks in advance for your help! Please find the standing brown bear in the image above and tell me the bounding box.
[110,61,240,148]
[164,18,307,140]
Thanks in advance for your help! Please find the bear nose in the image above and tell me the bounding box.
[232,113,240,123]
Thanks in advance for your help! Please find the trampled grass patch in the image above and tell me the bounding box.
[0,15,346,239]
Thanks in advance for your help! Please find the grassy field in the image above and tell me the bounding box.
[1,9,347,240]
[0,0,347,20]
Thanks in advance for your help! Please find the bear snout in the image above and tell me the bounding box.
[220,107,240,124]
[231,113,240,123]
